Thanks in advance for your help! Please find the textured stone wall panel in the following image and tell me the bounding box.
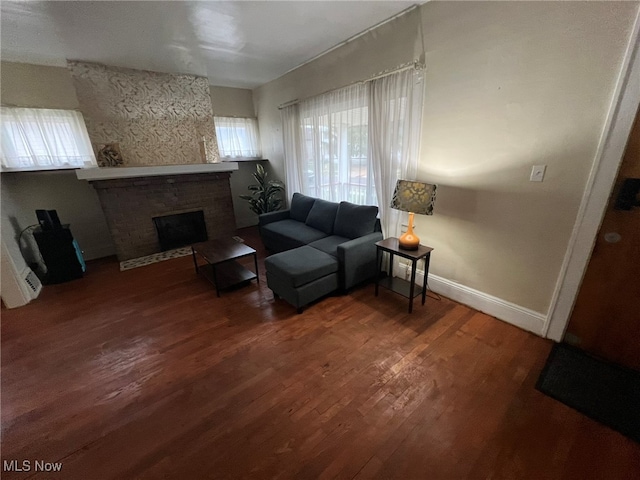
[68,61,220,166]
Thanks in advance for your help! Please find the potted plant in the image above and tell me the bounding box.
[240,163,285,214]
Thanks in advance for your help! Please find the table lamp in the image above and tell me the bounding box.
[390,179,437,250]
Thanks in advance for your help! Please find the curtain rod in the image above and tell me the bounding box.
[366,61,424,83]
[277,61,425,110]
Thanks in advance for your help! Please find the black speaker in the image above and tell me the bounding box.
[36,209,53,230]
[33,226,83,284]
[35,209,62,230]
[48,210,62,229]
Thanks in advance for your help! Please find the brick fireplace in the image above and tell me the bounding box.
[69,63,242,261]
[80,166,237,261]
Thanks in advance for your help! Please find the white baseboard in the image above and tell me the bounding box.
[397,264,546,336]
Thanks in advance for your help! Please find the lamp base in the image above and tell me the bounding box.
[399,212,420,250]
[398,232,420,250]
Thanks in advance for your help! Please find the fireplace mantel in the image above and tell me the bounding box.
[75,163,238,181]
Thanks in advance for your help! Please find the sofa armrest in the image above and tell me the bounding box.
[337,232,383,290]
[258,209,291,227]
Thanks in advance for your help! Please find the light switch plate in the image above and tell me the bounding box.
[530,165,546,182]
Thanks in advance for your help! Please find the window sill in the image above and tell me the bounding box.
[1,166,85,173]
[221,157,268,162]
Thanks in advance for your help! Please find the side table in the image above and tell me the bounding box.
[375,237,433,313]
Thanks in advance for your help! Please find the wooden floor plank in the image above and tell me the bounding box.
[2,227,638,479]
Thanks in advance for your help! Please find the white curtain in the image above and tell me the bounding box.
[281,104,304,200]
[0,107,96,171]
[298,82,376,205]
[279,66,424,226]
[369,68,424,238]
[214,116,262,158]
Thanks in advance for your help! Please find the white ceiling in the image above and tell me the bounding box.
[1,1,418,89]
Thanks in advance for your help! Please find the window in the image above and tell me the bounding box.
[299,83,376,205]
[214,116,262,159]
[0,107,97,171]
[282,67,424,238]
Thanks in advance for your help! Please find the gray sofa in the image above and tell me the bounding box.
[259,193,382,310]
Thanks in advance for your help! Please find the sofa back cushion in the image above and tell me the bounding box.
[305,198,339,234]
[334,201,379,239]
[290,193,316,222]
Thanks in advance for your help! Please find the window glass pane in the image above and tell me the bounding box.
[1,107,96,171]
[214,117,262,158]
[299,82,376,205]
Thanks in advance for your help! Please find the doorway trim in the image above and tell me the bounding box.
[545,9,640,341]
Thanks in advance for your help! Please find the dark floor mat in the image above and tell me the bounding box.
[536,342,640,443]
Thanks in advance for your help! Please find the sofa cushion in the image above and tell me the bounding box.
[333,201,379,239]
[305,198,339,234]
[290,193,316,222]
[308,235,350,258]
[261,219,327,248]
[265,246,339,288]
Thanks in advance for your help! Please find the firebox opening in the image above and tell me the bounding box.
[153,210,207,251]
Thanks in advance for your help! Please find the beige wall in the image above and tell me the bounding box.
[253,2,638,314]
[417,1,636,314]
[1,61,79,109]
[210,86,255,117]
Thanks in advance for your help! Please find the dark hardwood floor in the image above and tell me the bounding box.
[2,228,639,479]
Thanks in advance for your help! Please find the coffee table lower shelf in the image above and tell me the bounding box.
[191,238,259,297]
[198,261,257,293]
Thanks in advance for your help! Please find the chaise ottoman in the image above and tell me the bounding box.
[264,245,339,313]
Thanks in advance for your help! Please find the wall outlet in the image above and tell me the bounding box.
[530,165,546,182]
[399,263,426,285]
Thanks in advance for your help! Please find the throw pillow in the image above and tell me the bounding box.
[333,202,379,239]
[290,193,316,222]
[305,198,339,234]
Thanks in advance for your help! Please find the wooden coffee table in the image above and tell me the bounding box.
[191,238,259,297]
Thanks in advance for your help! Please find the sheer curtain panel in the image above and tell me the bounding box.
[0,107,97,171]
[214,117,262,159]
[299,82,375,205]
[279,65,425,218]
[281,105,304,199]
[369,68,424,238]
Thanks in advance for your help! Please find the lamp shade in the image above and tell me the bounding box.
[390,180,437,215]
